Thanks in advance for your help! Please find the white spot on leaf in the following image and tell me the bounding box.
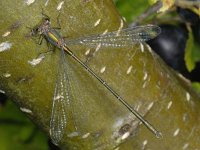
[147,102,154,110]
[94,19,101,27]
[20,107,32,114]
[122,16,126,22]
[126,65,132,74]
[85,49,90,56]
[143,140,148,146]
[28,55,45,66]
[45,0,50,6]
[142,81,147,88]
[167,101,172,109]
[67,132,79,137]
[182,143,189,149]
[142,139,148,149]
[3,73,11,78]
[95,43,101,52]
[2,31,11,37]
[140,43,144,52]
[173,128,180,137]
[57,1,64,10]
[119,19,124,29]
[82,132,90,139]
[100,66,106,73]
[186,92,190,102]
[116,19,124,36]
[25,0,35,6]
[102,29,108,35]
[0,41,12,52]
[143,72,148,80]
[0,90,5,94]
[146,44,152,53]
[121,132,130,140]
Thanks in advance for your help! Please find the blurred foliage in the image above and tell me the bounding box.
[114,0,150,22]
[192,82,200,93]
[0,99,48,150]
[114,0,200,93]
[0,0,200,149]
[156,0,174,12]
[185,27,195,71]
[185,27,200,72]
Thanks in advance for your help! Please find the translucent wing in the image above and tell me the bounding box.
[65,25,161,47]
[49,48,71,145]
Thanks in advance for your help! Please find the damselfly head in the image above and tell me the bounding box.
[30,18,50,36]
[25,25,39,38]
[29,24,41,36]
[42,17,51,26]
[30,26,40,36]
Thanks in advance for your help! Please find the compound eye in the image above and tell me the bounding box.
[44,18,50,25]
[31,27,39,36]
[45,18,50,22]
[34,28,39,33]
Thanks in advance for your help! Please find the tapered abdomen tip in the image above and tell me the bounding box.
[155,131,163,139]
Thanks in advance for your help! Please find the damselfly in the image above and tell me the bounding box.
[31,14,162,145]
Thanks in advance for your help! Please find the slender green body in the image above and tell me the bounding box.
[33,17,162,144]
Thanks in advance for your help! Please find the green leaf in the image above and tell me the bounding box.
[0,101,48,150]
[114,0,150,22]
[158,0,175,12]
[192,42,200,63]
[185,28,195,72]
[192,82,200,94]
[185,28,200,72]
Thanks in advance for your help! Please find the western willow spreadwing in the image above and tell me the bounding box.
[30,13,162,145]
